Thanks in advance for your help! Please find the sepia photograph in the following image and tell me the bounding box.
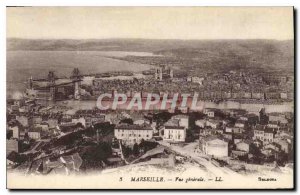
[6,6,294,189]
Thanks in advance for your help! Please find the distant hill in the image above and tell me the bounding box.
[7,38,294,71]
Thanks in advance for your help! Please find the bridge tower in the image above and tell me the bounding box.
[71,68,81,100]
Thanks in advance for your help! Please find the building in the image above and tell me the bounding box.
[234,119,246,128]
[189,76,204,85]
[253,126,276,144]
[206,119,221,129]
[72,117,86,127]
[225,125,234,133]
[7,139,19,153]
[35,122,49,131]
[235,140,251,153]
[171,115,189,129]
[251,92,264,99]
[8,125,20,139]
[59,123,82,133]
[47,118,59,129]
[267,121,280,129]
[163,126,186,142]
[195,119,206,128]
[28,129,41,140]
[14,99,25,107]
[268,113,288,124]
[275,139,291,153]
[226,109,247,118]
[200,137,229,158]
[239,114,259,125]
[203,108,219,118]
[280,92,288,99]
[16,115,31,127]
[114,124,153,145]
[199,128,214,136]
[133,119,151,125]
[155,67,163,81]
[32,116,43,124]
[155,66,173,81]
[232,127,245,134]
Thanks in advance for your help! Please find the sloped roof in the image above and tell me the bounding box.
[236,139,252,145]
[115,124,152,130]
[164,126,185,130]
[202,135,229,143]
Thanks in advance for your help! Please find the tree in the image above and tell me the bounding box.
[6,130,13,139]
[133,143,139,156]
[185,128,195,142]
[153,112,173,125]
[81,142,112,162]
[139,140,158,152]
[119,118,133,125]
[122,145,132,158]
[277,151,288,166]
[188,112,205,129]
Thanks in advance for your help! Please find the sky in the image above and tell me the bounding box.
[7,7,294,40]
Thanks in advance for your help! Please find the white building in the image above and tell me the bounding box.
[200,137,228,158]
[280,92,288,99]
[72,117,86,127]
[235,140,251,153]
[114,124,153,145]
[206,119,221,129]
[133,119,150,125]
[28,131,41,140]
[268,113,288,124]
[225,125,234,133]
[172,115,189,129]
[196,119,206,128]
[34,123,49,132]
[267,121,280,129]
[253,128,275,144]
[9,125,20,139]
[203,108,219,118]
[234,120,246,128]
[188,76,205,85]
[16,115,30,127]
[163,126,186,142]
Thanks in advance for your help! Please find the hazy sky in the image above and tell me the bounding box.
[7,7,294,40]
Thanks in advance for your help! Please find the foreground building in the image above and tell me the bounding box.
[163,126,186,142]
[114,124,153,145]
[200,136,229,158]
[162,115,189,143]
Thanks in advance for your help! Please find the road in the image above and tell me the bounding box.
[158,141,240,177]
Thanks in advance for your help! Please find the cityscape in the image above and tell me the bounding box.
[7,55,294,176]
[6,7,294,189]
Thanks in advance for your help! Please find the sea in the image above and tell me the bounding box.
[7,50,156,97]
